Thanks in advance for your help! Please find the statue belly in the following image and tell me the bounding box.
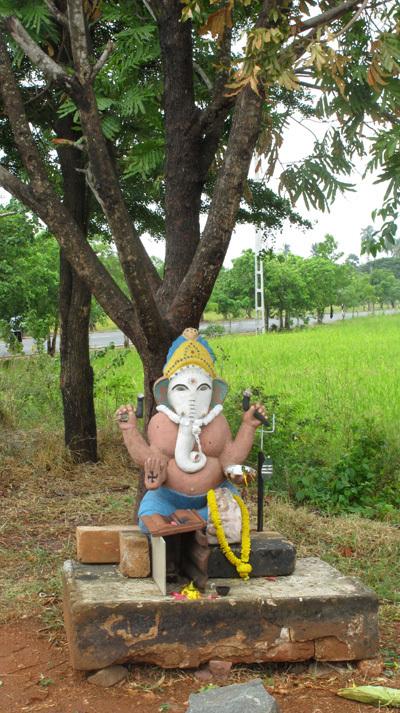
[165,456,224,496]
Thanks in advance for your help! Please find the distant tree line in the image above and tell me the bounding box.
[2,213,400,353]
[208,235,400,330]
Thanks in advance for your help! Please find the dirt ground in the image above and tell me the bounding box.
[0,616,399,713]
[1,432,399,713]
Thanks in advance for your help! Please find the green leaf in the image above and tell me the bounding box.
[337,685,400,707]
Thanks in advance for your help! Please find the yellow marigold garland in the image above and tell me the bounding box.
[207,489,252,581]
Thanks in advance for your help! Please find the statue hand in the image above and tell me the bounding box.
[224,465,257,486]
[242,402,268,429]
[115,404,137,430]
[144,456,168,490]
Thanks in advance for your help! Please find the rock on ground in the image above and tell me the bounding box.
[87,665,128,687]
[186,678,281,713]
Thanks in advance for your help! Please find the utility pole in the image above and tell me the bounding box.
[254,233,265,334]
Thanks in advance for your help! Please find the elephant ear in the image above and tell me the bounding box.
[211,378,229,407]
[153,377,169,406]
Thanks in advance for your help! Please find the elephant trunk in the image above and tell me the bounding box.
[174,418,207,473]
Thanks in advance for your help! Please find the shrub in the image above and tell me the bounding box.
[285,419,400,520]
[201,324,225,338]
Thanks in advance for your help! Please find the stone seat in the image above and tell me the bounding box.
[207,531,296,578]
[180,530,296,589]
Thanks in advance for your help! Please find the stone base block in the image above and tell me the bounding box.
[207,531,296,578]
[63,557,379,670]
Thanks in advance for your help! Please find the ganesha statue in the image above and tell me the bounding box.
[116,328,266,568]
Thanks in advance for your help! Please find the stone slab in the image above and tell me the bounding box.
[62,557,379,670]
[207,531,296,578]
[187,678,281,712]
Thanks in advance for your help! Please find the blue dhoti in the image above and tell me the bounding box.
[138,481,238,533]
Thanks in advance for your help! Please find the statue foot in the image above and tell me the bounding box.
[144,456,167,490]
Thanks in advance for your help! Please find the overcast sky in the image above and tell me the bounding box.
[143,115,390,266]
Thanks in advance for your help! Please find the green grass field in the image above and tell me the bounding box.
[1,314,399,520]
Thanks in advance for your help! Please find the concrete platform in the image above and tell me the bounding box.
[62,557,379,670]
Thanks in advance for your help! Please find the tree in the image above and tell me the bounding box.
[369,269,400,309]
[264,253,308,329]
[1,1,399,506]
[302,256,341,323]
[311,233,343,262]
[0,202,59,351]
[360,256,400,281]
[211,267,243,325]
[211,250,255,319]
[345,253,360,268]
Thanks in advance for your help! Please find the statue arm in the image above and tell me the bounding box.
[219,404,266,470]
[116,405,168,489]
[219,421,256,470]
[122,426,163,468]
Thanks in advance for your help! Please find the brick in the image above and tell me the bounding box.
[356,658,384,677]
[76,525,138,564]
[208,660,232,679]
[194,667,213,682]
[119,531,150,578]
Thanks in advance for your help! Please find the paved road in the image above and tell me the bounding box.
[0,309,397,357]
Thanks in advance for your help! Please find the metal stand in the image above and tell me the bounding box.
[254,236,265,335]
[256,416,275,532]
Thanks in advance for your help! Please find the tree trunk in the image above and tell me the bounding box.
[284,311,290,330]
[317,309,324,324]
[279,310,284,330]
[60,251,97,462]
[265,304,270,332]
[57,118,97,463]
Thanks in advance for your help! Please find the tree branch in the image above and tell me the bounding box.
[0,167,38,212]
[167,82,263,329]
[0,210,18,218]
[45,0,69,28]
[168,0,278,327]
[298,0,362,32]
[91,40,114,79]
[155,0,202,306]
[197,27,235,181]
[2,16,74,88]
[66,0,92,83]
[64,0,165,345]
[0,37,140,342]
[2,3,164,347]
[324,0,369,42]
[193,61,213,90]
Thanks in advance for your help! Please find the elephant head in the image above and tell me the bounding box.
[153,329,228,473]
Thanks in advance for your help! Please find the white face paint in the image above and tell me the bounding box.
[167,366,213,420]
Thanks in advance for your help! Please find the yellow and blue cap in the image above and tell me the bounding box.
[163,328,217,379]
